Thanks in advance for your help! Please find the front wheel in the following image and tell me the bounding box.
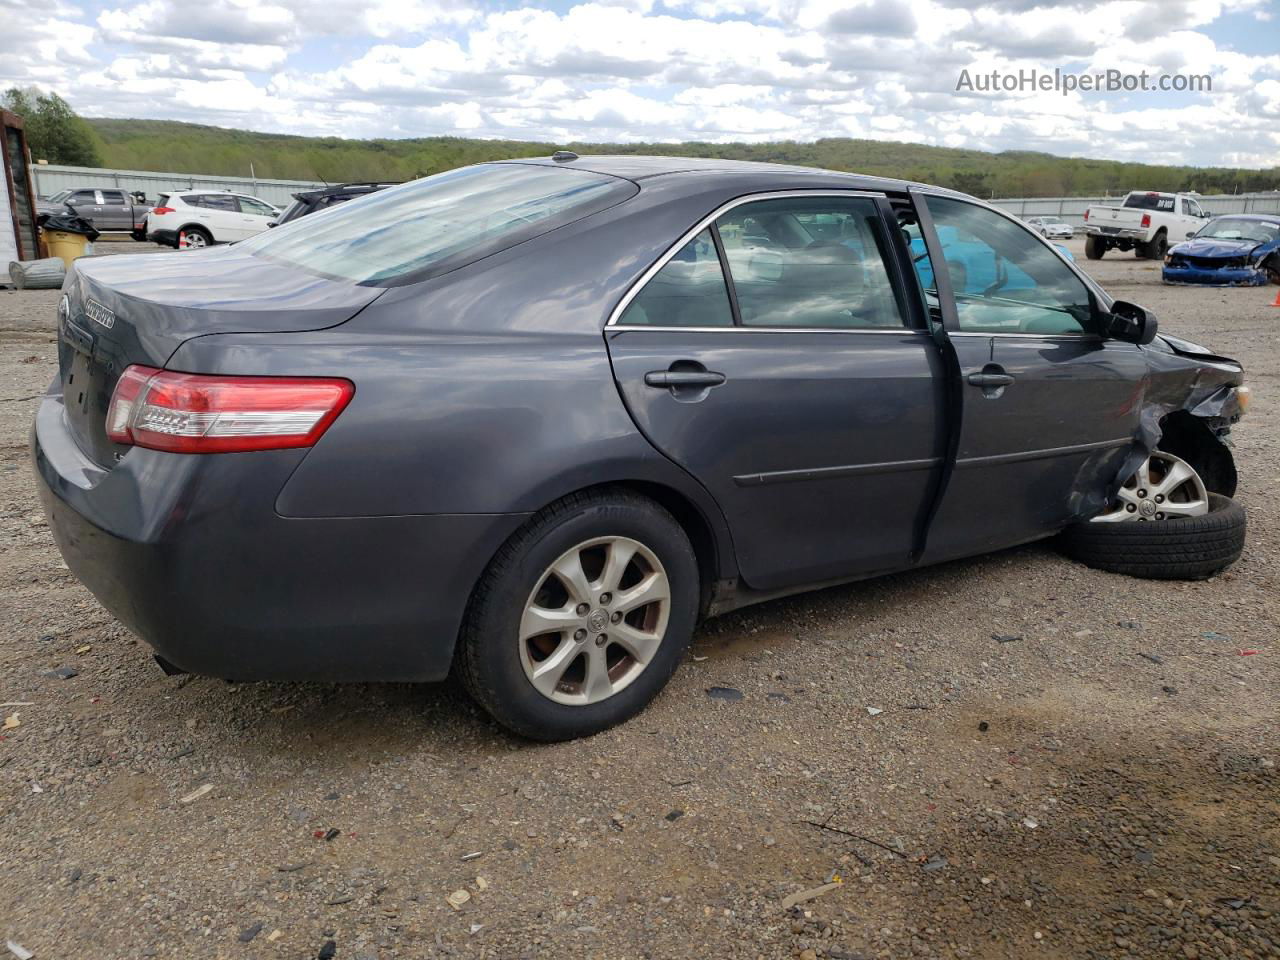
[457,490,699,741]
[1059,451,1245,580]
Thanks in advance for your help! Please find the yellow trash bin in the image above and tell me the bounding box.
[43,230,91,269]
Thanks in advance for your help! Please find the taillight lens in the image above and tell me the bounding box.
[151,206,175,215]
[1082,210,1089,221]
[106,365,354,453]
[1141,214,1151,228]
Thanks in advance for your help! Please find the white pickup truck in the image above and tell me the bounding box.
[1083,191,1211,260]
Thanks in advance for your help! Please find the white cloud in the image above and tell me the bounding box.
[0,0,1276,168]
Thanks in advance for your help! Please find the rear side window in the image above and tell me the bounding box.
[101,190,125,204]
[194,194,238,211]
[240,164,636,285]
[617,229,734,327]
[717,196,908,329]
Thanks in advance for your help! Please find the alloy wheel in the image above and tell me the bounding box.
[518,536,670,706]
[1090,451,1209,523]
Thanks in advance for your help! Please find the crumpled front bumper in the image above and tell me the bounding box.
[1162,263,1270,287]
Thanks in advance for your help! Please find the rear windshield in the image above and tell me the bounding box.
[239,163,636,285]
[1123,193,1175,211]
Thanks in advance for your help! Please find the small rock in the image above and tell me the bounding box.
[664,810,684,822]
[238,923,263,943]
[1161,685,1178,695]
[318,941,337,960]
[866,706,884,716]
[179,784,214,804]
[43,666,79,679]
[922,857,948,872]
[706,686,743,702]
[1022,817,1038,829]
[447,889,471,910]
[978,721,989,732]
[992,634,1021,644]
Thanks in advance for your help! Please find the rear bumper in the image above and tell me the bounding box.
[32,394,527,682]
[1162,263,1269,287]
[147,228,178,247]
[1086,226,1147,242]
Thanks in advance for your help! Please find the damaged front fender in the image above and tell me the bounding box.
[1103,335,1246,512]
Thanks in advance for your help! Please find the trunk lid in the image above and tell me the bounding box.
[58,245,382,468]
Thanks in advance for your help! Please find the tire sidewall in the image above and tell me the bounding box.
[467,498,699,740]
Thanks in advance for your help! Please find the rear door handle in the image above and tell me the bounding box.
[644,370,726,389]
[966,372,1015,388]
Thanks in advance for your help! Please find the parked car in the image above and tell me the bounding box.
[36,187,153,240]
[1163,215,1280,287]
[1083,191,1208,260]
[146,191,280,248]
[1025,215,1073,239]
[272,182,401,226]
[34,156,1249,741]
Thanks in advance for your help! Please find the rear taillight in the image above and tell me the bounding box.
[106,365,353,453]
[151,206,175,215]
[1082,210,1089,221]
[1141,214,1151,228]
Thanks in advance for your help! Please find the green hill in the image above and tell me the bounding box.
[84,118,1280,198]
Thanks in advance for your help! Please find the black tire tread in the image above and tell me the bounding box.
[456,488,695,740]
[1058,492,1245,580]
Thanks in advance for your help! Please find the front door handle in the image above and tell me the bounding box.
[967,364,1015,399]
[644,370,726,389]
[966,371,1015,388]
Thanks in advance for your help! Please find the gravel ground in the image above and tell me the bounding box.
[1,237,1277,960]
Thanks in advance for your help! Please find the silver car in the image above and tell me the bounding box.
[1026,215,1074,239]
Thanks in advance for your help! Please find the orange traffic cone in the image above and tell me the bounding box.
[1271,286,1280,308]
[178,230,188,250]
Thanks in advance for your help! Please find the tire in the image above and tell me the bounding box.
[1138,231,1168,260]
[131,229,146,242]
[457,489,699,741]
[1059,492,1245,581]
[1085,235,1106,260]
[180,226,212,249]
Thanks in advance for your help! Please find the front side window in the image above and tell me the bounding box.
[239,197,275,217]
[617,229,733,327]
[240,163,635,285]
[922,196,1093,336]
[716,196,907,328]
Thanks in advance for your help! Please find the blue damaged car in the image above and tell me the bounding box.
[1163,214,1280,286]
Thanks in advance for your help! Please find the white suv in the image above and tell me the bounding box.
[147,191,280,248]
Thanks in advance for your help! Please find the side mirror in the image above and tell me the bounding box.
[267,220,278,228]
[1186,231,1196,238]
[1106,300,1158,345]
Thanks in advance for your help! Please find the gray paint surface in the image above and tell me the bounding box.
[32,156,1246,682]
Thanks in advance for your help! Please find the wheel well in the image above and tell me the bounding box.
[1156,411,1237,496]
[610,480,722,614]
[180,222,211,237]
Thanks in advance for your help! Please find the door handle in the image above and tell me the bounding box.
[966,372,1015,388]
[644,370,726,389]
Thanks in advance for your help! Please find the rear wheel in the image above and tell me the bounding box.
[1059,452,1245,580]
[1085,235,1106,260]
[1138,231,1168,260]
[180,226,212,249]
[457,490,699,741]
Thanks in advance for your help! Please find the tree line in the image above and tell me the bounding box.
[4,87,1277,198]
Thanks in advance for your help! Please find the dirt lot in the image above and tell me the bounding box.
[1,236,1277,960]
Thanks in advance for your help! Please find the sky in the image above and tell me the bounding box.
[2,0,1278,167]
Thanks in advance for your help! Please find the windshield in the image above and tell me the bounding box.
[1195,217,1280,244]
[239,163,635,285]
[1123,193,1175,211]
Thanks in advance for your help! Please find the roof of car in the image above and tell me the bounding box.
[496,154,930,194]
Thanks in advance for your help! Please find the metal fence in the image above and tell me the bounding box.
[32,164,325,208]
[989,193,1280,228]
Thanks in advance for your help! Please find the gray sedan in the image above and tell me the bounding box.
[33,155,1248,740]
